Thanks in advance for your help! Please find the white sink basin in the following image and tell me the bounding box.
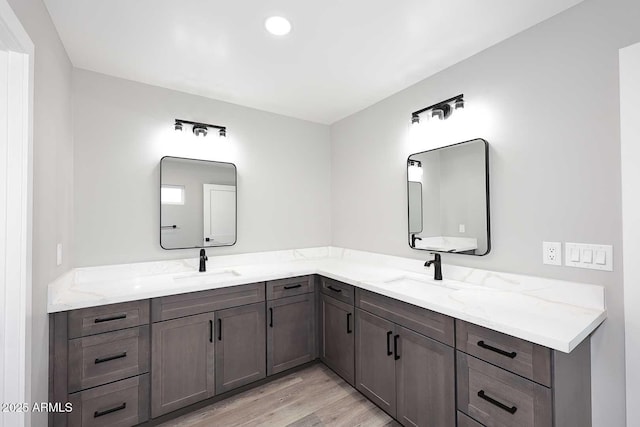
[173,269,241,281]
[381,276,467,293]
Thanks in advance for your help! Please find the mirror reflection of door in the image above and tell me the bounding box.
[203,184,236,245]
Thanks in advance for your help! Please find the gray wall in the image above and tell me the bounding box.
[330,0,640,424]
[73,69,331,266]
[7,0,73,425]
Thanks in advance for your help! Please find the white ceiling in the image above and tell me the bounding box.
[43,0,582,124]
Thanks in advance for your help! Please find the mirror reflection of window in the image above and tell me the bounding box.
[160,157,237,250]
[161,185,185,205]
[407,139,490,256]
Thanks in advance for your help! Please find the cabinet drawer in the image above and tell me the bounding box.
[267,276,314,300]
[151,282,265,322]
[356,289,454,346]
[458,411,484,427]
[457,353,552,427]
[68,326,150,392]
[319,277,354,305]
[456,320,551,387]
[68,374,149,427]
[68,300,150,339]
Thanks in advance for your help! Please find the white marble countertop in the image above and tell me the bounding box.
[48,247,607,353]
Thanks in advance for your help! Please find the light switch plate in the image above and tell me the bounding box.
[542,242,562,266]
[565,243,613,271]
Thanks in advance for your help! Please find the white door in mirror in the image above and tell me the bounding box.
[203,184,236,245]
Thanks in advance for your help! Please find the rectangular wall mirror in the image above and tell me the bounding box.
[160,156,237,249]
[407,138,490,255]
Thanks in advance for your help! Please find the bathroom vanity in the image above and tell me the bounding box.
[47,248,605,427]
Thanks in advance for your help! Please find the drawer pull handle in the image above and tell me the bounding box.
[209,320,213,343]
[386,331,393,356]
[218,318,222,341]
[327,285,342,293]
[94,402,126,418]
[94,352,127,364]
[284,284,302,290]
[94,314,126,323]
[394,334,400,360]
[346,313,352,334]
[477,390,518,414]
[269,308,274,328]
[477,341,517,359]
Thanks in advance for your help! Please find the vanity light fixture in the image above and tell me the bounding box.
[193,124,208,137]
[411,94,464,125]
[174,119,227,139]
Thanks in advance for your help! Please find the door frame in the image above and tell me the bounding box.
[620,41,640,427]
[0,2,33,426]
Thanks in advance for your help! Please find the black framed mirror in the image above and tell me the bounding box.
[160,156,237,250]
[407,138,490,255]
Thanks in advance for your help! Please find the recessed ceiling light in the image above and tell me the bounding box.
[265,16,291,36]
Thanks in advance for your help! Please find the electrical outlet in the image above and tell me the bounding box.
[542,242,562,266]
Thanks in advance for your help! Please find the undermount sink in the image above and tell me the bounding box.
[381,276,467,293]
[173,269,241,281]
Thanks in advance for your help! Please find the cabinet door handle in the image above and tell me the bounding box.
[327,285,342,293]
[94,402,126,418]
[209,320,213,343]
[284,284,302,290]
[393,334,400,360]
[477,390,518,414]
[386,331,393,356]
[346,313,352,334]
[269,308,274,328]
[477,340,517,359]
[94,352,127,364]
[94,314,126,323]
[218,318,222,341]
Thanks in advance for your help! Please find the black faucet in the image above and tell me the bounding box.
[199,249,208,272]
[411,234,422,248]
[424,253,442,281]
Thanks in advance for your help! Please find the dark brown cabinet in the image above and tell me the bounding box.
[320,293,355,385]
[49,301,151,427]
[355,307,455,426]
[267,293,316,375]
[150,312,215,418]
[214,302,266,394]
[355,308,396,415]
[396,325,455,427]
[455,320,591,427]
[49,276,593,427]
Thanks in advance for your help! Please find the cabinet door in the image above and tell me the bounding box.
[396,325,455,427]
[215,302,266,394]
[355,308,397,417]
[267,293,315,375]
[320,294,354,385]
[151,313,215,418]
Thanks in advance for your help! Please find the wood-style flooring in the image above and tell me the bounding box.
[158,364,400,427]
